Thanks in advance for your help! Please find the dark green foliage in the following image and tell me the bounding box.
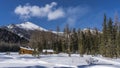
[100,14,120,58]
[0,28,28,43]
[0,28,28,52]
[71,28,78,53]
[0,42,20,52]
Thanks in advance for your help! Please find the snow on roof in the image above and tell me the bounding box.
[20,46,34,51]
[42,49,54,52]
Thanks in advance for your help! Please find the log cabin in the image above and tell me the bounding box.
[19,47,34,54]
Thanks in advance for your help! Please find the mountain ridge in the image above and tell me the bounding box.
[1,21,98,40]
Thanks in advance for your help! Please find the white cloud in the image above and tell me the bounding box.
[14,2,64,20]
[48,8,65,20]
[14,5,31,19]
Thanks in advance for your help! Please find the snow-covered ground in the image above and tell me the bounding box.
[0,52,120,68]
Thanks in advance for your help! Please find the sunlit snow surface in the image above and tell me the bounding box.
[0,53,120,68]
[16,22,47,31]
[7,22,63,34]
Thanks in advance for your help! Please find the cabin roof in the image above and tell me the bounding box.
[20,46,34,51]
[42,49,54,52]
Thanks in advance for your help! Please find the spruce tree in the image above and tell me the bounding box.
[71,28,78,53]
[107,18,114,57]
[100,14,108,56]
[78,29,85,56]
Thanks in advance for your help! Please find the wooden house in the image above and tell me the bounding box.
[19,47,34,54]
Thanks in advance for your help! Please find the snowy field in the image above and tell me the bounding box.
[0,53,120,68]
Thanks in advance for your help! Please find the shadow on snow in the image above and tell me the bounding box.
[77,64,119,68]
[2,65,46,68]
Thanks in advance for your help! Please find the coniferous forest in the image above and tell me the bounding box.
[29,14,120,58]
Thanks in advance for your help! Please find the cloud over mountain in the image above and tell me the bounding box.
[14,2,65,20]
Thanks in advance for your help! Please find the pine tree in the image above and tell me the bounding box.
[92,28,99,56]
[114,12,120,58]
[85,28,92,54]
[113,24,118,58]
[116,30,120,57]
[78,29,85,56]
[71,28,78,53]
[107,18,114,57]
[100,14,108,56]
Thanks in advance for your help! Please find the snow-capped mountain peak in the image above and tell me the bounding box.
[7,24,16,29]
[16,22,47,31]
[5,22,62,39]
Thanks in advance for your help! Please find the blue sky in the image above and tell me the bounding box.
[0,0,120,31]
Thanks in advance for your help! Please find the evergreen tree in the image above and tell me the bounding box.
[71,28,78,53]
[100,14,108,56]
[107,18,115,57]
[116,30,120,57]
[78,29,85,56]
[91,28,99,55]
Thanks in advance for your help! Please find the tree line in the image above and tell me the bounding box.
[29,14,119,58]
[0,28,28,52]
